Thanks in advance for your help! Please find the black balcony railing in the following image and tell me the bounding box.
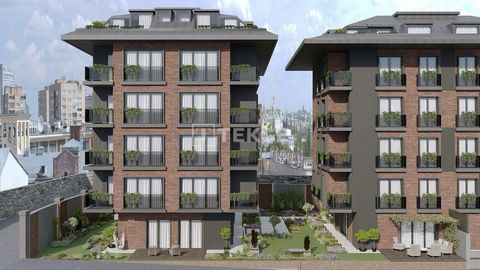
[179,151,220,167]
[376,114,407,127]
[319,112,352,128]
[85,109,113,124]
[85,66,113,81]
[180,194,220,209]
[180,109,219,124]
[456,155,480,168]
[124,194,164,209]
[230,108,258,124]
[230,150,258,166]
[323,71,352,88]
[124,66,164,82]
[416,196,441,209]
[376,73,407,86]
[319,153,352,169]
[417,155,441,168]
[456,114,480,127]
[417,73,442,87]
[327,194,352,209]
[85,151,113,166]
[180,66,219,81]
[375,196,407,209]
[124,151,164,167]
[456,73,480,86]
[85,192,113,209]
[123,109,164,124]
[230,66,258,81]
[376,155,406,168]
[417,114,441,127]
[456,196,480,209]
[230,193,258,209]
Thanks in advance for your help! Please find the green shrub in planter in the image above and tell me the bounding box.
[421,193,437,204]
[93,106,110,116]
[124,150,140,161]
[461,193,477,207]
[92,64,111,73]
[382,70,401,81]
[354,230,370,251]
[382,111,401,122]
[461,111,477,125]
[124,64,141,75]
[461,70,477,82]
[231,107,250,117]
[180,192,197,208]
[181,64,196,76]
[124,192,141,207]
[181,150,197,162]
[460,152,477,165]
[421,111,437,125]
[92,150,110,160]
[91,21,105,28]
[220,227,232,249]
[181,107,198,122]
[230,64,251,73]
[368,228,380,251]
[421,152,437,164]
[382,152,402,164]
[91,190,110,203]
[422,70,437,81]
[124,107,141,119]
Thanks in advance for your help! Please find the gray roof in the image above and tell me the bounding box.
[16,150,85,180]
[286,11,480,70]
[0,148,28,177]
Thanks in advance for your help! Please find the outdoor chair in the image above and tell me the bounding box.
[170,245,181,257]
[439,240,453,255]
[393,237,406,251]
[147,247,160,256]
[407,244,421,258]
[427,243,441,258]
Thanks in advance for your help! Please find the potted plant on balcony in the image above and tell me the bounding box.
[355,229,370,252]
[421,193,437,208]
[340,193,351,208]
[382,111,401,126]
[382,193,402,208]
[460,152,477,167]
[92,149,110,165]
[382,152,402,167]
[181,107,198,124]
[421,152,437,167]
[124,107,141,124]
[220,227,232,251]
[231,107,250,123]
[92,106,110,123]
[461,70,477,86]
[461,193,477,208]
[339,152,351,167]
[460,111,477,126]
[180,64,196,81]
[180,150,197,166]
[91,191,110,207]
[368,228,380,252]
[422,70,437,86]
[382,70,401,84]
[124,192,140,208]
[230,192,239,208]
[92,64,112,81]
[124,64,141,81]
[180,192,197,208]
[238,192,251,208]
[421,111,437,127]
[335,70,351,86]
[230,64,251,81]
[124,150,140,166]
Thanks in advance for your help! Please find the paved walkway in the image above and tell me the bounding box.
[275,218,289,235]
[259,216,274,234]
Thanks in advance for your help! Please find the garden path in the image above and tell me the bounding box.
[259,216,274,234]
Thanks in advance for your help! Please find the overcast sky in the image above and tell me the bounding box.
[1,0,480,118]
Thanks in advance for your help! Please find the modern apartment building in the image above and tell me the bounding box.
[3,85,27,114]
[287,11,480,251]
[0,64,15,113]
[62,7,276,249]
[39,79,85,126]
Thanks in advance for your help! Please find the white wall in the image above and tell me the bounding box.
[0,153,28,191]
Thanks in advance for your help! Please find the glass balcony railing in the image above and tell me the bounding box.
[179,151,220,167]
[230,193,258,209]
[123,109,164,124]
[456,114,480,128]
[85,191,113,209]
[230,150,258,166]
[85,66,113,81]
[179,194,219,209]
[376,114,406,128]
[123,151,164,167]
[85,109,113,124]
[85,151,113,166]
[180,66,219,82]
[417,196,441,209]
[124,66,164,82]
[318,112,352,128]
[456,155,480,168]
[327,194,352,209]
[230,108,258,124]
[230,66,258,81]
[376,155,406,168]
[124,194,164,209]
[179,109,219,124]
[456,196,480,209]
[417,73,441,87]
[456,73,480,87]
[417,155,441,168]
[376,73,406,87]
[375,196,407,209]
[417,114,441,127]
[318,153,352,169]
[322,71,352,88]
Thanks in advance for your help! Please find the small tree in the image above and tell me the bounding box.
[304,235,310,251]
[251,229,258,248]
[63,217,78,237]
[355,229,370,251]
[302,202,314,217]
[220,227,232,249]
[368,228,380,251]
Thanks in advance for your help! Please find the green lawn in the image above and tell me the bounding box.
[262,225,328,255]
[37,220,126,259]
[337,253,388,261]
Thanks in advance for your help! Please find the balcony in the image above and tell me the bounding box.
[417,114,441,131]
[230,65,258,84]
[375,195,407,212]
[123,194,165,211]
[179,194,220,210]
[84,65,113,86]
[318,152,352,173]
[123,151,164,170]
[417,196,442,213]
[123,66,164,85]
[327,193,352,213]
[320,71,352,94]
[417,73,442,90]
[123,109,164,127]
[179,109,219,126]
[417,155,442,172]
[85,108,113,127]
[179,66,220,84]
[179,151,221,169]
[376,114,406,131]
[318,112,352,132]
[376,155,406,172]
[230,192,258,211]
[83,191,113,213]
[456,195,480,211]
[375,72,407,90]
[456,154,480,171]
[84,150,113,170]
[456,73,480,90]
[456,114,480,131]
[230,108,258,125]
[230,150,258,169]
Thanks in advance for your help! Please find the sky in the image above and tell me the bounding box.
[1,0,480,119]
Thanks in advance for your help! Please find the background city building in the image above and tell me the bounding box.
[3,85,27,114]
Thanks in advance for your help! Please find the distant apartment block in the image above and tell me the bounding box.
[0,64,15,113]
[3,85,27,114]
[0,113,30,155]
[39,79,85,125]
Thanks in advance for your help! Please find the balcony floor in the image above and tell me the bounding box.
[129,248,205,261]
[380,249,463,262]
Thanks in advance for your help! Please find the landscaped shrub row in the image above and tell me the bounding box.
[271,191,304,211]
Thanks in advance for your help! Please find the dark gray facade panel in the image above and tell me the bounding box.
[230,171,257,192]
[441,128,455,172]
[93,129,111,150]
[92,171,112,192]
[230,87,257,107]
[93,46,113,65]
[349,48,379,238]
[231,46,257,67]
[202,214,233,249]
[93,87,112,107]
[441,48,455,90]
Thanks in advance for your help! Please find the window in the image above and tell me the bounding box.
[407,25,431,34]
[175,10,191,22]
[197,14,210,26]
[124,135,164,166]
[401,221,437,249]
[180,93,219,124]
[180,220,202,248]
[148,220,170,248]
[378,97,403,127]
[458,138,477,168]
[456,26,479,34]
[138,14,152,28]
[378,138,403,168]
[378,56,402,86]
[457,97,477,127]
[346,30,358,34]
[418,97,438,127]
[224,19,237,27]
[379,57,402,73]
[379,179,402,195]
[124,178,164,208]
[458,179,478,208]
[419,57,438,85]
[180,135,219,166]
[380,138,402,155]
[124,50,164,81]
[180,50,219,81]
[419,138,437,155]
[156,10,172,23]
[419,97,437,115]
[112,19,125,27]
[180,178,219,209]
[459,97,477,114]
[458,179,477,196]
[379,97,402,114]
[125,93,163,124]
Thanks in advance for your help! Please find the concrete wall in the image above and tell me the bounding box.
[0,174,91,219]
[36,204,57,254]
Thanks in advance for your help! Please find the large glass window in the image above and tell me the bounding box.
[407,25,432,34]
[148,220,170,248]
[180,50,219,81]
[125,93,163,124]
[180,178,219,209]
[124,178,164,208]
[180,220,202,248]
[124,50,163,81]
[124,135,164,166]
[180,93,219,124]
